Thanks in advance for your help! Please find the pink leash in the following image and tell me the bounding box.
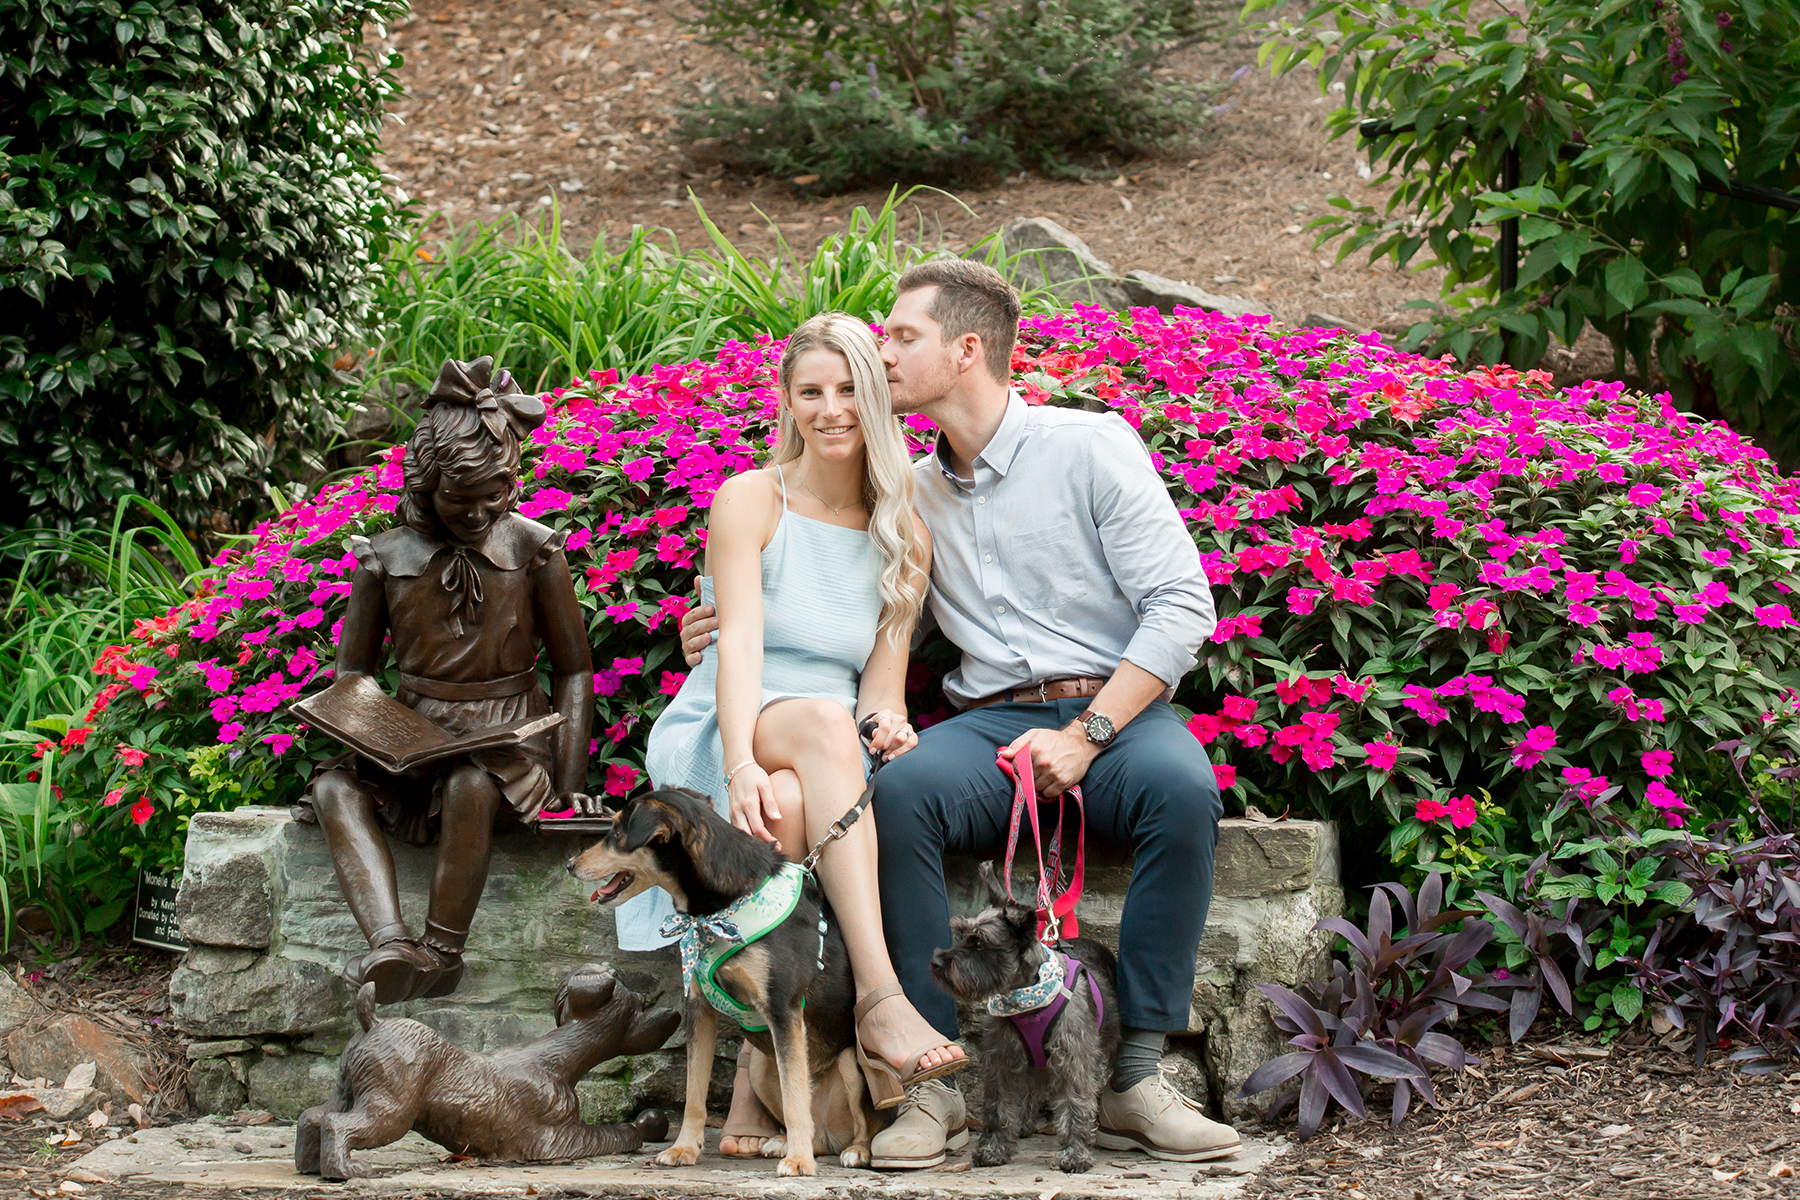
[995,743,1086,944]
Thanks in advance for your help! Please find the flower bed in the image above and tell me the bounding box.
[54,308,1800,893]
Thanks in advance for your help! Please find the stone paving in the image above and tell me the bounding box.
[72,1117,1285,1197]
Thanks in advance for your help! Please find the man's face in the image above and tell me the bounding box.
[880,287,965,416]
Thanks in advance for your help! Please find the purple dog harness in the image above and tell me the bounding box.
[1005,951,1106,1070]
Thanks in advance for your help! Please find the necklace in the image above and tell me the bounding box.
[796,473,858,516]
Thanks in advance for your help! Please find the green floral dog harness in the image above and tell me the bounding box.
[658,861,814,1031]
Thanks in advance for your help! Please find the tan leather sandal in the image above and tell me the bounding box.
[854,982,968,1110]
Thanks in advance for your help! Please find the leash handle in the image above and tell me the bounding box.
[996,744,1085,944]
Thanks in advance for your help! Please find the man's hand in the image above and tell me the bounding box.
[998,723,1101,797]
[678,575,718,667]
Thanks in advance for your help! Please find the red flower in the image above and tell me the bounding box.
[130,795,155,826]
[1213,764,1237,789]
[60,726,91,752]
[1415,798,1449,822]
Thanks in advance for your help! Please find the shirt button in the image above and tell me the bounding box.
[984,554,992,563]
[977,496,987,505]
[996,605,1006,614]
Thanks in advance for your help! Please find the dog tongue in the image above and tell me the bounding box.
[590,887,602,903]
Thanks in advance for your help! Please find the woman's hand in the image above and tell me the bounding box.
[727,762,782,849]
[861,709,918,762]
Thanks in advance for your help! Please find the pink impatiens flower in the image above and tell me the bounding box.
[130,795,155,826]
[1212,764,1237,789]
[1364,741,1399,770]
[1415,798,1449,822]
[1640,749,1674,778]
[1446,793,1479,828]
[1756,604,1795,627]
[1510,724,1557,769]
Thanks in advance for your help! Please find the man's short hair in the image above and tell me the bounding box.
[895,259,1021,384]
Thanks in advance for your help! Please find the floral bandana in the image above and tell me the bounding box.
[986,950,1068,1017]
[659,906,746,995]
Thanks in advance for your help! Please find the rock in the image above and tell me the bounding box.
[5,1086,107,1121]
[1120,270,1269,319]
[1300,311,1362,332]
[0,971,43,1038]
[168,947,341,1039]
[576,1065,633,1124]
[170,807,682,1050]
[991,217,1133,310]
[186,1058,247,1116]
[245,1052,338,1120]
[175,808,282,948]
[6,1016,153,1106]
[186,1040,255,1061]
[1213,820,1340,899]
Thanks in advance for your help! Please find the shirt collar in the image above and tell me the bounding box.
[933,390,1030,483]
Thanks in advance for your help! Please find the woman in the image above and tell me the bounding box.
[614,312,966,1153]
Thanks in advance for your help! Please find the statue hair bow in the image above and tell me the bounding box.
[425,355,548,443]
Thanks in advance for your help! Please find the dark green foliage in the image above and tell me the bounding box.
[1248,0,1800,466]
[683,0,1216,190]
[0,0,406,535]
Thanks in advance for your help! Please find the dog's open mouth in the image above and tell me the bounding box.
[589,871,634,904]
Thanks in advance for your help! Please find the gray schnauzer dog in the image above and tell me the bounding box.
[930,862,1121,1174]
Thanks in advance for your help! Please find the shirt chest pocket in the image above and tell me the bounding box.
[1009,525,1094,609]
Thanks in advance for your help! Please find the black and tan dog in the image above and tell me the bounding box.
[568,786,877,1175]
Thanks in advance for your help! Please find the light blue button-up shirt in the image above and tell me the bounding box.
[913,392,1217,708]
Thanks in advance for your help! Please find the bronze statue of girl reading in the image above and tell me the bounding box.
[298,357,595,1005]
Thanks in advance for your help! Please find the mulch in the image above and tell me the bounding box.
[1241,1028,1800,1199]
[373,0,1637,372]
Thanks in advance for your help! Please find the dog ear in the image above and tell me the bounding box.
[979,860,1015,909]
[657,788,775,898]
[618,797,677,853]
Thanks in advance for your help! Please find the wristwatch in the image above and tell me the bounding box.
[1076,709,1116,750]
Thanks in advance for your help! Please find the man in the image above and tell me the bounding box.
[679,260,1235,1168]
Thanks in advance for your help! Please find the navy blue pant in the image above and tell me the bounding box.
[873,697,1221,1037]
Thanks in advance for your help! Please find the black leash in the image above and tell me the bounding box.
[799,713,885,872]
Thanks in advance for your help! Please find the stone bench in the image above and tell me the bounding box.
[170,807,1340,1121]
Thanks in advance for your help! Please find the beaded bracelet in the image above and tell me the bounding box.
[724,759,758,786]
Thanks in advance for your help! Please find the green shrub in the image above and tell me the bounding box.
[683,0,1213,190]
[1247,0,1800,466]
[0,0,405,536]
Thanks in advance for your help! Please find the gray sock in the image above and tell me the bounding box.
[1111,1026,1165,1093]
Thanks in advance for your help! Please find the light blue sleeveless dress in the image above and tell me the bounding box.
[615,465,886,951]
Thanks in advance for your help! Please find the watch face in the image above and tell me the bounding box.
[1084,712,1115,744]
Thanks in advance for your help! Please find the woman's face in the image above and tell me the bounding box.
[786,348,864,464]
[431,471,513,544]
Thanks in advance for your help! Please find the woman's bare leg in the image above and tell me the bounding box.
[755,701,964,1075]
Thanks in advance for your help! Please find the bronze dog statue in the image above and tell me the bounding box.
[297,963,680,1179]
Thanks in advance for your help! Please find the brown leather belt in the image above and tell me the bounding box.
[399,668,538,701]
[965,676,1108,711]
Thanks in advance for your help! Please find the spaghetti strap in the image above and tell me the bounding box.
[776,462,789,511]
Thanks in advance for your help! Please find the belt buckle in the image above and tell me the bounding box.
[1036,682,1049,703]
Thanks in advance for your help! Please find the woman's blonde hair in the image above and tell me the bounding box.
[774,312,925,646]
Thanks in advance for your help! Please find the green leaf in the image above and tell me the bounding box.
[1605,256,1649,309]
[1611,984,1643,1024]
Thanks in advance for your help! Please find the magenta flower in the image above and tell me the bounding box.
[1756,604,1795,627]
[218,722,244,743]
[262,733,295,755]
[1510,724,1557,768]
[1415,798,1449,822]
[659,671,687,696]
[1286,587,1321,615]
[1641,749,1674,778]
[1446,793,1478,828]
[1364,741,1399,770]
[1646,781,1688,812]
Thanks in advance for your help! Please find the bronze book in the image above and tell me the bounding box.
[290,674,565,776]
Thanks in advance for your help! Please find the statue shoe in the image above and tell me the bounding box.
[1096,1070,1242,1162]
[869,1079,969,1170]
[418,940,466,1000]
[352,938,439,1006]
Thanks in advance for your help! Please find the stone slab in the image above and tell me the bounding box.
[0,970,43,1039]
[72,1119,1284,1196]
[170,809,1341,1122]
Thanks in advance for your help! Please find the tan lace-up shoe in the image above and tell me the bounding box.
[869,1079,969,1170]
[1097,1072,1242,1162]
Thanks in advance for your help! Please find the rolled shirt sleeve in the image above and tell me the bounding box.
[1087,415,1217,687]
